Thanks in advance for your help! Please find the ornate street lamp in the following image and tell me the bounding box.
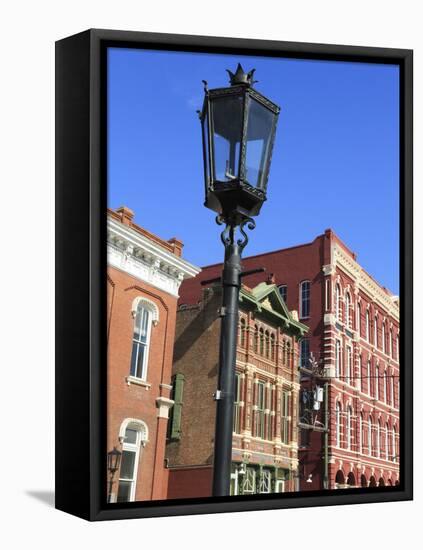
[107,447,122,502]
[199,64,280,497]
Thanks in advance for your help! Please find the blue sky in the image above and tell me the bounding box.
[108,48,399,294]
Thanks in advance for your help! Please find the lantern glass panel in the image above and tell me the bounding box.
[211,95,243,182]
[201,108,211,185]
[245,98,277,190]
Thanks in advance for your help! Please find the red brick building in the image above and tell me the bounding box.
[176,229,400,491]
[166,280,307,498]
[106,207,200,502]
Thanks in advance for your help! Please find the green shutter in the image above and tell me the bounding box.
[170,373,185,440]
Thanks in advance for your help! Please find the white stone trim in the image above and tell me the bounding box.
[131,296,160,325]
[107,217,201,297]
[119,418,149,445]
[156,396,175,419]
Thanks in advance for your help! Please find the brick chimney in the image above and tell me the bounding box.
[168,237,184,257]
[116,206,134,226]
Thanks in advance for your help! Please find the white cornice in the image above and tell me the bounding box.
[107,217,201,297]
[332,244,399,320]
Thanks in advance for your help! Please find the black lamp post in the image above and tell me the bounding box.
[107,446,122,503]
[199,64,280,496]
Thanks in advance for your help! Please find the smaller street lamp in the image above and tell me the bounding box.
[199,65,280,497]
[107,447,122,503]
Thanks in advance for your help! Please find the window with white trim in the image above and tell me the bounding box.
[389,329,393,357]
[281,391,290,444]
[368,417,373,456]
[117,425,144,502]
[346,345,352,384]
[383,371,388,403]
[375,365,379,400]
[359,414,364,454]
[366,310,370,341]
[130,302,153,380]
[336,402,341,447]
[336,284,341,321]
[243,467,256,494]
[385,423,389,460]
[233,373,241,434]
[366,359,371,395]
[373,314,378,347]
[335,339,341,378]
[376,420,381,458]
[255,381,265,439]
[382,322,386,354]
[258,469,272,493]
[346,406,353,450]
[357,302,361,335]
[345,292,351,328]
[392,427,397,462]
[300,281,310,318]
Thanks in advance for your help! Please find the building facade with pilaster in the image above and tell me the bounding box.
[177,229,400,491]
[166,280,307,498]
[106,206,200,502]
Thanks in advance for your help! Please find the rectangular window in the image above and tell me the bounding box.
[256,382,265,439]
[335,339,341,378]
[300,281,311,318]
[300,339,310,369]
[281,391,291,444]
[258,469,272,493]
[279,284,287,303]
[233,373,241,434]
[243,467,256,494]
[346,345,352,384]
[130,306,151,379]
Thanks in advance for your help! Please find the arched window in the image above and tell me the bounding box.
[335,340,342,378]
[270,333,276,361]
[259,328,264,355]
[366,359,371,395]
[300,280,311,318]
[390,372,394,406]
[345,292,351,328]
[300,339,310,369]
[368,416,373,456]
[396,334,399,361]
[375,365,379,400]
[382,322,386,354]
[346,406,353,450]
[357,301,362,336]
[130,300,156,380]
[346,345,352,385]
[336,284,342,321]
[239,318,246,347]
[336,402,342,447]
[385,423,389,460]
[359,413,364,454]
[392,427,397,462]
[373,313,378,347]
[358,354,363,392]
[117,419,148,502]
[389,329,393,357]
[366,310,370,341]
[383,371,388,403]
[376,420,381,457]
[253,325,259,353]
[264,330,270,358]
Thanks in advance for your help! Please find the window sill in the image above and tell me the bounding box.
[125,376,152,390]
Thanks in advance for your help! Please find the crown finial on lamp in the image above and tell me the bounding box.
[226,63,257,87]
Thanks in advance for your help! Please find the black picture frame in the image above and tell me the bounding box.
[55,28,413,521]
